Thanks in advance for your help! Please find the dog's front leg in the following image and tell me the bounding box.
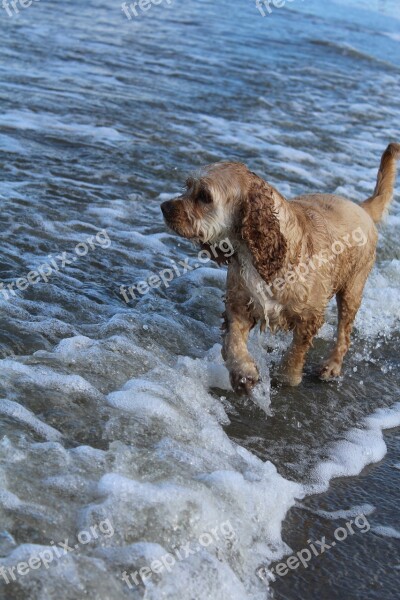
[222,268,259,395]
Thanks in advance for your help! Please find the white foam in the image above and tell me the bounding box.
[383,32,400,42]
[0,399,62,442]
[0,110,125,144]
[0,360,102,402]
[76,348,303,598]
[306,504,376,520]
[356,260,400,337]
[0,543,87,591]
[143,552,249,600]
[308,403,400,494]
[372,525,400,539]
[0,489,22,510]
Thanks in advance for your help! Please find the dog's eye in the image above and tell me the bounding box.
[197,190,212,204]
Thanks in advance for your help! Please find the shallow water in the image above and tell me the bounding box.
[273,427,400,600]
[0,0,399,598]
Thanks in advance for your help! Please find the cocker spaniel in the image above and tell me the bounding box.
[161,143,400,392]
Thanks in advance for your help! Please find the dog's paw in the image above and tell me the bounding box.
[230,367,260,395]
[319,360,342,380]
[276,370,303,387]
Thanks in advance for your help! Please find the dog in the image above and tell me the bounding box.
[161,143,400,392]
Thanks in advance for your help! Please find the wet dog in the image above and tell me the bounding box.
[161,144,400,392]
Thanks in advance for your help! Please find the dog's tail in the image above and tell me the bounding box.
[361,143,400,223]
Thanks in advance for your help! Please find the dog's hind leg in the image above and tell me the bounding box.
[320,271,369,380]
[279,315,324,386]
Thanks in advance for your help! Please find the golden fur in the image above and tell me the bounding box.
[161,143,400,391]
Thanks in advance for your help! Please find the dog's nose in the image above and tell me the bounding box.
[161,201,174,219]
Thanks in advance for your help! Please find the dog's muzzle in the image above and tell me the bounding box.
[161,200,176,222]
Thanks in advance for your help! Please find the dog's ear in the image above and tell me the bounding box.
[240,175,287,283]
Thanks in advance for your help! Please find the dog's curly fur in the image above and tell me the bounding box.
[161,144,400,391]
[241,178,288,284]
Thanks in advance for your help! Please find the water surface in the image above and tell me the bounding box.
[0,0,399,598]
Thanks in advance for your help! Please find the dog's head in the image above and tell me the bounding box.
[161,162,287,282]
